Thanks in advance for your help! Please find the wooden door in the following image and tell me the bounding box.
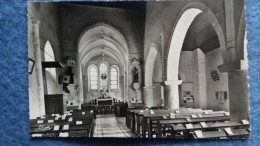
[44,94,63,115]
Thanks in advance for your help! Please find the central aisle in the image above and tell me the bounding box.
[93,114,136,137]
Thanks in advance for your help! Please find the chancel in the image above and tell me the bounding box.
[28,0,250,138]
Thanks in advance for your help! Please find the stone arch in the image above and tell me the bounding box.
[44,41,58,94]
[78,22,130,52]
[145,43,161,86]
[77,23,129,102]
[178,69,187,82]
[163,2,226,109]
[237,6,246,61]
[166,2,226,81]
[143,43,163,107]
[78,23,128,56]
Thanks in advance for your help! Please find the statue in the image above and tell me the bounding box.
[133,67,139,83]
[131,57,142,103]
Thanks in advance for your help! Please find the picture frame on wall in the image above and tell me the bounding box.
[28,58,35,74]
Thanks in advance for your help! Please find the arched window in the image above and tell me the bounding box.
[89,65,98,90]
[99,63,108,90]
[110,67,119,90]
[44,41,56,81]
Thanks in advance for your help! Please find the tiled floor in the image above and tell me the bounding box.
[93,114,136,137]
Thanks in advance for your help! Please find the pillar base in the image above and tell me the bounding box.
[163,80,182,109]
[143,86,155,108]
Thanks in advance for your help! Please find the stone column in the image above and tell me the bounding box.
[228,71,249,120]
[224,0,236,62]
[218,60,249,121]
[143,86,154,107]
[77,52,84,105]
[192,49,207,109]
[32,20,45,117]
[163,80,182,109]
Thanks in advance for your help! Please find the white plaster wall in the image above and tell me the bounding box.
[205,48,229,111]
[45,71,60,94]
[179,52,194,81]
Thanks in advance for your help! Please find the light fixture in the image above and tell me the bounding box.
[101,73,107,80]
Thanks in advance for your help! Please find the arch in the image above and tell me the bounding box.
[78,23,128,56]
[237,6,246,61]
[145,43,160,86]
[44,41,57,94]
[178,69,187,82]
[81,47,124,72]
[78,23,129,102]
[167,8,202,81]
[166,2,226,81]
[44,41,55,62]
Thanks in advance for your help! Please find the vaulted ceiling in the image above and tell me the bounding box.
[182,13,220,53]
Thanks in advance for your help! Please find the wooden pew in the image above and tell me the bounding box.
[30,109,95,137]
[126,106,168,130]
[129,108,201,136]
[134,108,193,135]
[156,113,230,138]
[31,124,93,137]
[193,128,250,139]
[141,109,215,138]
[126,108,146,128]
[158,120,249,138]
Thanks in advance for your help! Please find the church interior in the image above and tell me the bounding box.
[28,0,250,138]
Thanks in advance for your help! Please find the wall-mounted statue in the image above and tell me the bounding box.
[133,67,139,83]
[130,57,143,103]
[131,57,141,84]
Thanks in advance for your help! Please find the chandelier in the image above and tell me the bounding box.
[101,73,107,80]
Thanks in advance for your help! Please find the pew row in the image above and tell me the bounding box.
[30,109,95,137]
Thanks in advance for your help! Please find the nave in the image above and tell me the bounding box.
[28,0,249,139]
[94,114,135,137]
[30,104,250,139]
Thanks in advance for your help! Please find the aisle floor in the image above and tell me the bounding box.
[93,114,136,137]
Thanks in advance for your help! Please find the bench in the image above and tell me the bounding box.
[30,109,95,137]
[193,128,250,139]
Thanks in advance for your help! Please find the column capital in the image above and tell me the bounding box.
[162,80,182,86]
[218,60,248,73]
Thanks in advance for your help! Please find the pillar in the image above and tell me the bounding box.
[77,52,84,104]
[192,48,207,109]
[228,70,249,120]
[143,86,154,107]
[163,80,182,109]
[224,0,237,62]
[32,19,45,117]
[218,60,249,120]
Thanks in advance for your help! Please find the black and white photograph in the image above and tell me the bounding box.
[28,0,250,138]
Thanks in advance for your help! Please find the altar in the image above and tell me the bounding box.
[97,98,113,105]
